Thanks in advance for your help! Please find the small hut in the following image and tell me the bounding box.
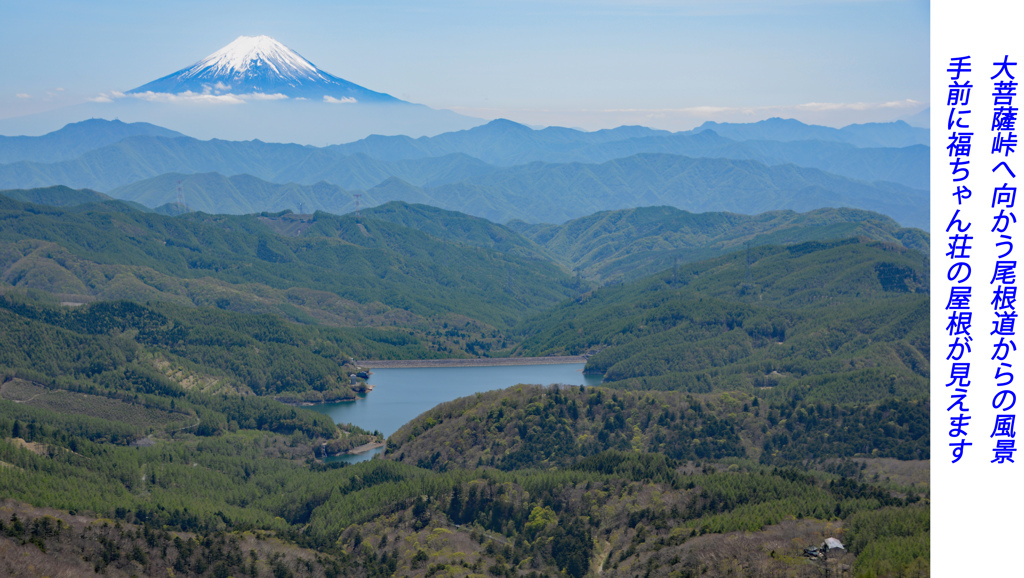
[822,537,845,551]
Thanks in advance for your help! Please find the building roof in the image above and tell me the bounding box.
[823,537,845,550]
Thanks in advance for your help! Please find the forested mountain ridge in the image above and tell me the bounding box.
[0,184,116,207]
[386,385,928,473]
[358,202,557,262]
[0,191,930,359]
[0,184,931,575]
[0,292,386,454]
[508,205,929,283]
[0,431,930,578]
[514,239,929,402]
[0,295,426,402]
[371,384,929,576]
[0,195,577,352]
[1,341,930,578]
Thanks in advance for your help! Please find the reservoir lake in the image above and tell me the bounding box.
[311,363,603,463]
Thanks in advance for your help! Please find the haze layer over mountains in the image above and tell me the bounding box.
[0,115,929,231]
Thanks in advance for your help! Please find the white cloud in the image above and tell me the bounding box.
[15,93,31,99]
[126,91,246,104]
[793,99,922,112]
[89,91,123,103]
[116,91,288,104]
[245,92,288,101]
[324,95,357,104]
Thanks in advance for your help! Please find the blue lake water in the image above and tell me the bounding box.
[310,363,603,463]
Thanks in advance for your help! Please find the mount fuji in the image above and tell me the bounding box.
[0,36,482,145]
[129,35,402,104]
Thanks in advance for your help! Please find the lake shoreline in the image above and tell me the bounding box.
[345,441,385,455]
[358,356,588,369]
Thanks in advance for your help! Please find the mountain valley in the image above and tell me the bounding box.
[0,113,931,577]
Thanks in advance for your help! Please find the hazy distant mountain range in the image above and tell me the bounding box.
[690,117,928,148]
[0,119,183,164]
[0,116,929,229]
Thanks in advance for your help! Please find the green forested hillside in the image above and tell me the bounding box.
[386,385,927,472]
[359,202,555,260]
[0,187,930,576]
[0,185,114,207]
[509,205,928,283]
[372,384,928,576]
[515,239,929,404]
[0,292,929,575]
[1,375,930,578]
[0,192,930,372]
[0,294,384,448]
[0,295,446,400]
[0,195,577,347]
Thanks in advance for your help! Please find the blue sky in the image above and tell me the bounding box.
[1,0,929,130]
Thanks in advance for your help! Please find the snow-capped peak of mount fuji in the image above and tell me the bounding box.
[188,35,321,81]
[128,35,401,103]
